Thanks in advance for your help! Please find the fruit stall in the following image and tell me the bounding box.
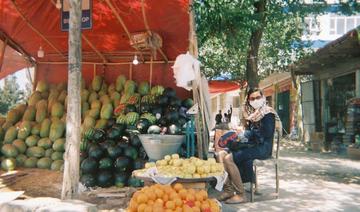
[0,0,218,211]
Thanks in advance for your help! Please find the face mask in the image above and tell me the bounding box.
[250,97,265,109]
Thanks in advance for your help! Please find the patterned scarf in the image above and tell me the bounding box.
[243,100,283,135]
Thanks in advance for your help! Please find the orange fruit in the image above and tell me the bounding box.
[132,191,142,199]
[155,198,164,206]
[174,198,183,207]
[165,200,176,210]
[169,192,180,200]
[192,206,201,212]
[173,183,183,192]
[152,205,165,212]
[194,201,201,208]
[147,200,154,206]
[201,202,210,211]
[137,193,149,204]
[137,203,147,212]
[178,189,188,200]
[182,204,193,212]
[195,192,203,202]
[186,193,195,202]
[199,190,208,200]
[164,209,172,212]
[162,194,169,202]
[188,189,196,195]
[146,190,157,201]
[155,188,165,199]
[144,205,153,212]
[175,207,182,212]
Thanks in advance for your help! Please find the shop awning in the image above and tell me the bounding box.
[208,80,241,94]
[0,0,190,79]
[292,27,360,75]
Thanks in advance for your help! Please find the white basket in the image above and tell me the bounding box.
[138,134,185,161]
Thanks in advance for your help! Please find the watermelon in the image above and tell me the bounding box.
[114,156,131,172]
[16,154,27,167]
[125,104,137,114]
[38,138,52,149]
[12,139,27,154]
[124,146,138,160]
[97,170,114,188]
[107,145,123,159]
[114,172,129,188]
[116,114,127,125]
[81,158,98,174]
[150,85,165,96]
[163,87,176,98]
[45,149,54,157]
[25,135,40,147]
[140,113,157,125]
[80,174,97,187]
[136,119,151,134]
[51,151,63,161]
[124,80,136,94]
[182,98,194,109]
[127,177,144,187]
[26,146,45,158]
[141,95,156,104]
[115,75,127,92]
[125,112,140,126]
[138,82,150,96]
[88,145,105,160]
[99,157,113,170]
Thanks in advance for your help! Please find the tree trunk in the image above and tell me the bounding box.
[61,0,82,200]
[246,0,267,88]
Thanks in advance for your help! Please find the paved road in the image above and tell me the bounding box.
[218,141,360,212]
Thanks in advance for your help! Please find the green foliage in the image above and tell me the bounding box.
[193,0,359,81]
[0,75,26,115]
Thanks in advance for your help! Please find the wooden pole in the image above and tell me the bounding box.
[62,0,82,200]
[149,56,153,87]
[0,38,7,72]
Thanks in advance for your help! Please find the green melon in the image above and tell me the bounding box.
[83,116,96,129]
[14,104,27,117]
[91,100,102,109]
[124,80,136,94]
[150,85,165,96]
[51,160,64,171]
[45,148,54,157]
[88,92,99,103]
[0,127,4,141]
[1,144,19,158]
[95,119,108,129]
[22,106,36,121]
[16,154,27,167]
[92,75,103,92]
[4,126,18,143]
[138,81,150,96]
[116,114,127,125]
[28,91,42,106]
[115,75,126,92]
[25,135,40,147]
[49,120,65,141]
[53,138,65,152]
[1,158,16,171]
[51,151,63,161]
[26,146,45,158]
[88,108,100,120]
[38,138,53,149]
[17,121,32,139]
[35,100,48,123]
[100,104,113,120]
[37,157,52,169]
[57,90,67,104]
[40,119,51,138]
[6,108,21,124]
[31,123,41,135]
[12,139,27,154]
[125,112,140,126]
[24,157,38,168]
[36,81,48,92]
[51,102,64,118]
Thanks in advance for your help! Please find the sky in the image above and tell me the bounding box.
[0,67,34,91]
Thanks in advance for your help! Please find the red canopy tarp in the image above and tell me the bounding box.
[0,0,191,98]
[209,80,241,94]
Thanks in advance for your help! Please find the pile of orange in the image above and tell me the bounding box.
[127,183,220,212]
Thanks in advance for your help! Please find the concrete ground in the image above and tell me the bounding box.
[219,141,360,212]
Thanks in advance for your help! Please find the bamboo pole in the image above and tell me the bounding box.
[129,63,133,80]
[62,0,82,200]
[0,38,7,72]
[10,0,66,59]
[149,56,153,87]
[37,60,174,65]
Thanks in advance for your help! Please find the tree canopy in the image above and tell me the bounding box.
[193,0,360,86]
[0,75,26,115]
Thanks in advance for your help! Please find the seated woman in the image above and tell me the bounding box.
[217,88,280,204]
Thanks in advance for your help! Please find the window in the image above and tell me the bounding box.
[304,17,320,36]
[329,16,360,36]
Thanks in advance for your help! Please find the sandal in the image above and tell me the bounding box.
[217,191,235,201]
[224,195,247,204]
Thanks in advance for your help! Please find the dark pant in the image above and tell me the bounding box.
[232,145,270,183]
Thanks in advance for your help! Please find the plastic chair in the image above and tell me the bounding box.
[250,129,281,202]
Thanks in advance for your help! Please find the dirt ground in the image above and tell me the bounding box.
[1,140,360,211]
